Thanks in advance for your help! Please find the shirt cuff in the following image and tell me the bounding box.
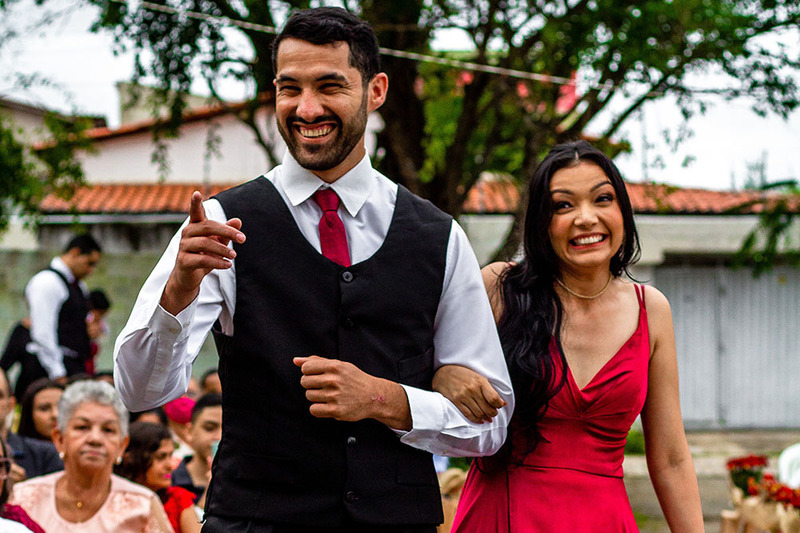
[393,385,446,440]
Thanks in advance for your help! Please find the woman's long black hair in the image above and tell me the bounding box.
[491,140,641,464]
[17,378,65,441]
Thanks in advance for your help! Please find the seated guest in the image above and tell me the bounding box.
[171,393,221,505]
[116,422,201,533]
[94,371,115,386]
[199,369,221,395]
[163,396,194,460]
[185,378,200,401]
[85,289,112,376]
[11,380,172,532]
[130,407,168,427]
[17,378,65,443]
[0,436,45,533]
[0,369,62,481]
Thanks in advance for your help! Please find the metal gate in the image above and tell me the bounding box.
[655,266,800,429]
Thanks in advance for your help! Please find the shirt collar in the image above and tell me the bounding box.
[51,257,76,283]
[279,152,375,217]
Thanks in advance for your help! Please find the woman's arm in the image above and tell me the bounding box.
[180,505,202,533]
[640,285,705,532]
[431,262,509,423]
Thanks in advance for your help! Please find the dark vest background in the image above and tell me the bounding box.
[207,177,452,527]
[47,268,91,362]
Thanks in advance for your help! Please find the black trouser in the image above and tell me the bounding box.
[201,515,437,533]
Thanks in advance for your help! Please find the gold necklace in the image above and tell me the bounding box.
[556,273,613,300]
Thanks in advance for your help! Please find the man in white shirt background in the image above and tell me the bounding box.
[114,7,513,532]
[21,234,101,394]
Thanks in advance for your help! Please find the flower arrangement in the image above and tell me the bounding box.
[727,454,769,493]
[744,473,800,533]
[749,474,800,507]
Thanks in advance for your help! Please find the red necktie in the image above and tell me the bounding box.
[312,188,351,267]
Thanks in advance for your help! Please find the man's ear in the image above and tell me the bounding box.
[367,72,388,112]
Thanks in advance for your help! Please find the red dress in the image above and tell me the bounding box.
[161,486,197,533]
[453,284,650,532]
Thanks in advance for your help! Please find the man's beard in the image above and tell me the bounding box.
[278,92,368,172]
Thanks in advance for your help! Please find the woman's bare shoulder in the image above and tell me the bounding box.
[640,283,671,315]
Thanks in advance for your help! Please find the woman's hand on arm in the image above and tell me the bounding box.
[432,365,506,423]
[431,261,511,424]
[641,286,705,533]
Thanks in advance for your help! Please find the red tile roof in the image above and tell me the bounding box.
[40,184,238,214]
[39,180,799,216]
[465,178,799,215]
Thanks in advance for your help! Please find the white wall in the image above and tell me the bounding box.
[79,110,280,184]
[79,108,386,185]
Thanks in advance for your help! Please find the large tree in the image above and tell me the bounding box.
[5,0,799,256]
[0,110,94,233]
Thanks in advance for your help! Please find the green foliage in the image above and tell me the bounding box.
[734,180,800,276]
[624,428,646,455]
[3,0,800,254]
[448,456,472,472]
[0,112,93,232]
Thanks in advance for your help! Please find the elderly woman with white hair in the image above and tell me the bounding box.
[10,380,171,532]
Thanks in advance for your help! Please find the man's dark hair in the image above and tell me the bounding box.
[18,378,66,440]
[114,421,172,484]
[200,367,218,388]
[64,233,102,255]
[191,392,222,424]
[130,406,169,426]
[89,289,111,311]
[271,7,381,85]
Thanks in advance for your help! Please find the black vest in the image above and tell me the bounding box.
[207,177,451,527]
[47,268,91,362]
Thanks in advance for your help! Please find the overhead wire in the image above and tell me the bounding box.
[111,0,578,87]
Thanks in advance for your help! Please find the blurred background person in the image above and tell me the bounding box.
[0,436,45,533]
[10,380,171,532]
[163,397,194,460]
[94,372,115,387]
[0,369,62,483]
[24,234,102,388]
[17,379,64,444]
[0,318,39,400]
[171,394,221,506]
[116,422,201,533]
[130,408,168,428]
[198,369,220,396]
[184,378,200,401]
[85,289,112,376]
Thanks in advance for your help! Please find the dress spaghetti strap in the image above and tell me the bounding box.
[634,283,646,308]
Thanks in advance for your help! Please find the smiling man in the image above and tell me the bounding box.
[114,7,513,533]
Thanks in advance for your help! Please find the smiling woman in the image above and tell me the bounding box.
[116,422,201,533]
[10,381,173,532]
[434,141,705,532]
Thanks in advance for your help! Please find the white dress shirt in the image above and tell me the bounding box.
[25,257,85,379]
[114,153,514,457]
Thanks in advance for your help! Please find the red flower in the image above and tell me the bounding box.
[727,454,768,471]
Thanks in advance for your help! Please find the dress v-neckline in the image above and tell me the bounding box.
[562,287,645,394]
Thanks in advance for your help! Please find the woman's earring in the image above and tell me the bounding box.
[58,451,65,460]
[115,456,122,465]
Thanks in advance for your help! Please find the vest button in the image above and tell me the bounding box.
[341,271,354,282]
[347,436,357,446]
[342,318,355,329]
[344,491,358,503]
